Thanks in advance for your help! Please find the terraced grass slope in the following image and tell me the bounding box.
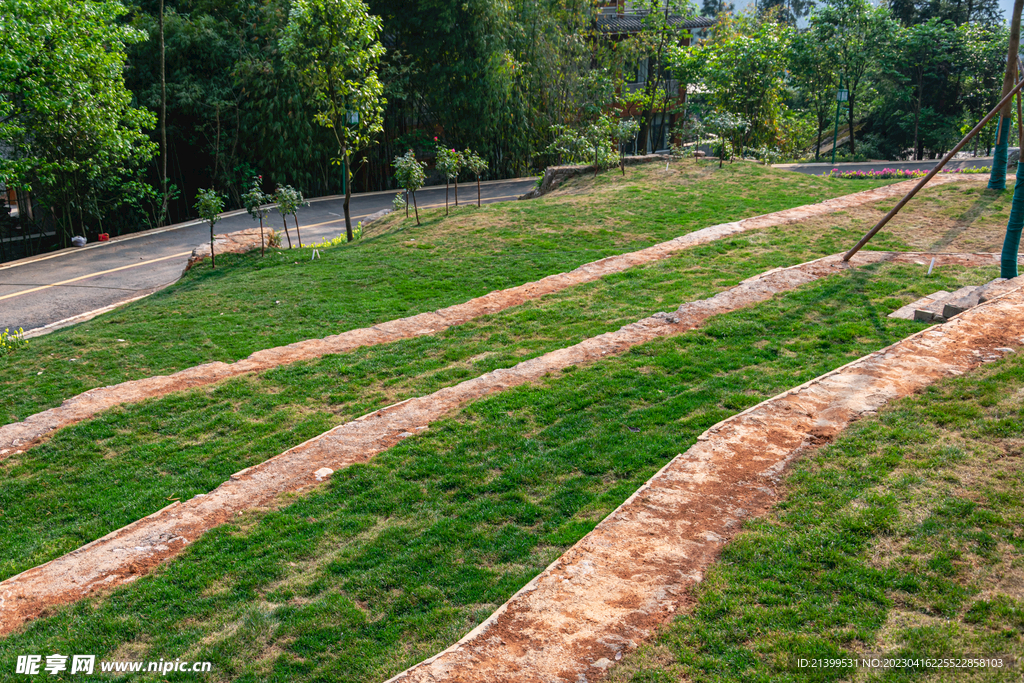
[1,260,1001,682]
[3,165,1019,681]
[1,162,895,422]
[608,337,1024,683]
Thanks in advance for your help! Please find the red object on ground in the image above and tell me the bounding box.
[98,233,110,242]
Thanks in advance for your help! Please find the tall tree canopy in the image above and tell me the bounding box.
[280,0,385,240]
[0,0,156,244]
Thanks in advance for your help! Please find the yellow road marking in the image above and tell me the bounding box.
[0,251,192,302]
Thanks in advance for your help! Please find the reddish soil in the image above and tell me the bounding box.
[0,175,967,460]
[0,250,953,637]
[385,278,1024,683]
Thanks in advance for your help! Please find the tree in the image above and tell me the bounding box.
[614,0,698,154]
[705,111,750,166]
[463,150,488,206]
[281,0,385,242]
[393,150,426,225]
[0,0,157,248]
[811,0,893,156]
[194,188,225,267]
[435,145,461,215]
[701,12,793,153]
[613,119,642,175]
[241,176,270,256]
[702,0,735,17]
[790,29,840,160]
[273,186,302,248]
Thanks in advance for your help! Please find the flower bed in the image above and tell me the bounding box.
[822,166,990,179]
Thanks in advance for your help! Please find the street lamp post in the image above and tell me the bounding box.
[831,79,848,166]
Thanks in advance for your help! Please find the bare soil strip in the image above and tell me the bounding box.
[385,285,1024,683]
[0,176,967,459]
[0,249,967,636]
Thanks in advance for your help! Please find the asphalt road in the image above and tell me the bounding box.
[0,178,537,334]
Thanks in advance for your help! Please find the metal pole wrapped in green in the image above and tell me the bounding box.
[1001,158,1024,278]
[989,117,1012,190]
[989,0,1024,190]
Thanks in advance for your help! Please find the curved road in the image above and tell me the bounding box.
[0,178,537,335]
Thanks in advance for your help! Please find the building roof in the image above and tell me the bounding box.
[594,12,716,34]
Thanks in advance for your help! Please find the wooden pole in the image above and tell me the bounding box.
[844,77,1024,262]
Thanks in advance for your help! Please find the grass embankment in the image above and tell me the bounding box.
[0,267,1007,681]
[1,170,1015,682]
[0,260,987,679]
[0,162,893,422]
[0,187,972,584]
[609,351,1024,683]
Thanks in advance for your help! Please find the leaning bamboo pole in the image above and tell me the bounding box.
[843,77,1024,262]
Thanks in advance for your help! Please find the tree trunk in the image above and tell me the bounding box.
[293,214,302,248]
[445,179,449,215]
[476,176,481,206]
[412,190,420,226]
[158,0,168,227]
[344,147,353,242]
[209,223,216,268]
[281,212,292,248]
[454,175,459,206]
[990,0,1024,189]
[259,215,264,256]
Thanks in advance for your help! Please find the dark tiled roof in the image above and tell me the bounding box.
[595,13,716,33]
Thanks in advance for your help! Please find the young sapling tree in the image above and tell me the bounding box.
[393,149,426,225]
[281,0,385,243]
[193,188,225,268]
[241,175,270,256]
[463,149,488,206]
[273,185,299,248]
[613,118,641,175]
[288,186,307,247]
[435,143,461,214]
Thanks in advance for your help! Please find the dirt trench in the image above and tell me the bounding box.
[385,280,1024,683]
[0,175,968,460]
[0,249,967,637]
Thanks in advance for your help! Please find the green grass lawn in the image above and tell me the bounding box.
[607,347,1024,683]
[0,259,1005,683]
[0,203,963,585]
[2,166,1018,682]
[0,162,895,422]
